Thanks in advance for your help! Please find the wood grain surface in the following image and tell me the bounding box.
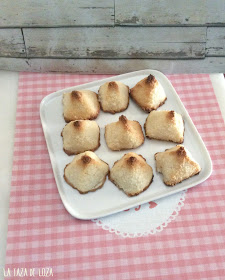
[0,0,114,27]
[0,57,224,73]
[0,29,25,57]
[115,0,225,26]
[206,27,225,56]
[0,1,224,72]
[23,27,206,58]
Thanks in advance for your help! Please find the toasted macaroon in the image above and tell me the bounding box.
[109,153,153,196]
[62,120,100,155]
[130,74,167,112]
[145,110,184,143]
[105,115,144,151]
[98,81,129,113]
[64,151,109,194]
[63,90,100,122]
[155,145,201,186]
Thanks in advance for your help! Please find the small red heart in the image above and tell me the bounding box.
[149,201,157,209]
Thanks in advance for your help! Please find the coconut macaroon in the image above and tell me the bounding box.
[63,90,100,122]
[62,120,100,155]
[105,115,144,151]
[155,145,201,186]
[98,81,129,113]
[130,74,167,112]
[145,110,184,143]
[109,152,153,196]
[64,151,109,194]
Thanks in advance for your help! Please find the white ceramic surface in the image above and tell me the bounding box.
[40,70,212,219]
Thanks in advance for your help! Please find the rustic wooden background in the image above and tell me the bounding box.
[0,0,224,73]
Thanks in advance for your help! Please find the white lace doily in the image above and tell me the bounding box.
[92,190,186,237]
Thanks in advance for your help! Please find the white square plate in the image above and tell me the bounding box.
[40,69,212,219]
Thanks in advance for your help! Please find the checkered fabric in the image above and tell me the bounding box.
[5,73,225,279]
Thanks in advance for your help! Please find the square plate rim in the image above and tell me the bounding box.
[40,69,213,220]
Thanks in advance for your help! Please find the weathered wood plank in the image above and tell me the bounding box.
[0,57,224,73]
[0,29,25,57]
[206,27,225,56]
[0,0,114,27]
[23,27,206,59]
[115,0,225,26]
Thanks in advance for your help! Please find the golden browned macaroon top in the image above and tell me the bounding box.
[80,155,92,165]
[64,151,109,194]
[130,74,167,113]
[118,115,130,129]
[98,81,129,114]
[175,146,186,157]
[155,145,201,186]
[109,152,153,197]
[119,115,128,123]
[167,110,175,120]
[71,90,82,100]
[145,74,158,86]
[108,81,119,90]
[125,154,147,168]
[126,156,137,165]
[145,110,184,144]
[105,115,144,151]
[62,120,100,155]
[63,89,100,122]
[73,120,82,128]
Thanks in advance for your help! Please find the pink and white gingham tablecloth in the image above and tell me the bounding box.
[5,73,225,279]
